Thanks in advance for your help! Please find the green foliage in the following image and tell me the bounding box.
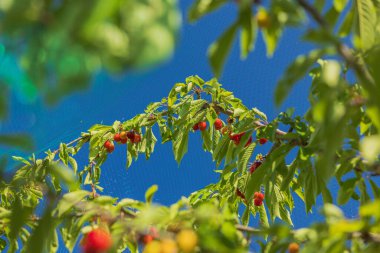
[1,0,380,252]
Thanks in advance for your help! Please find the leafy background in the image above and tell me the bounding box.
[0,0,360,251]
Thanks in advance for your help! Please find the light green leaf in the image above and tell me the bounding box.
[145,185,158,204]
[54,190,90,218]
[208,22,239,77]
[334,0,349,12]
[239,6,257,59]
[275,49,327,106]
[354,0,377,51]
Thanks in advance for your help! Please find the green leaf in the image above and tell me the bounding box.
[54,190,89,218]
[208,22,239,77]
[369,179,380,198]
[258,204,269,229]
[201,126,213,152]
[12,156,31,166]
[59,143,69,166]
[262,25,282,57]
[213,134,230,167]
[275,49,327,106]
[354,0,377,51]
[172,127,190,165]
[242,207,250,226]
[333,0,349,12]
[237,143,255,173]
[337,178,357,205]
[0,134,34,151]
[338,5,355,37]
[303,167,318,213]
[24,205,57,253]
[239,6,257,59]
[145,185,158,204]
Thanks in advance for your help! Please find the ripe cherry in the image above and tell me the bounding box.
[214,118,223,130]
[133,134,141,143]
[127,131,135,140]
[192,123,199,131]
[254,192,264,201]
[142,235,154,245]
[121,138,128,144]
[104,140,115,153]
[120,131,128,141]
[229,132,244,145]
[259,138,268,145]
[254,198,263,206]
[113,133,121,142]
[249,161,262,174]
[82,229,112,253]
[198,121,207,131]
[288,242,300,253]
[230,132,251,146]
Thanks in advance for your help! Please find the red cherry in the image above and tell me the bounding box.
[254,198,263,206]
[120,138,128,144]
[82,229,112,253]
[127,131,135,140]
[229,132,245,145]
[193,123,199,131]
[104,141,115,153]
[214,119,223,130]
[142,234,154,245]
[249,161,262,174]
[259,138,268,145]
[113,133,121,142]
[120,131,128,141]
[198,121,207,131]
[254,192,264,201]
[133,134,141,143]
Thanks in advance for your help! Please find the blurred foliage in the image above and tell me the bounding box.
[0,0,180,104]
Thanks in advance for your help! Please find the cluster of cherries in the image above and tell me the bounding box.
[193,118,223,132]
[253,191,265,206]
[103,130,142,153]
[236,189,265,207]
[193,118,269,147]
